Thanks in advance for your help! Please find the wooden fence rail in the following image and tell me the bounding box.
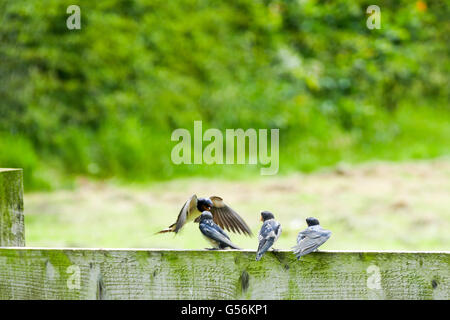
[0,169,448,299]
[0,248,449,299]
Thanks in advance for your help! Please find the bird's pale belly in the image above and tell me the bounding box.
[186,209,202,222]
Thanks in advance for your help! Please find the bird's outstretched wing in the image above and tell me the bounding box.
[207,196,252,236]
[157,194,198,234]
[174,194,198,232]
[293,228,331,259]
[200,224,241,250]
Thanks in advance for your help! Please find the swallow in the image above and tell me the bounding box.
[256,211,282,261]
[157,194,252,236]
[198,211,241,250]
[292,217,331,260]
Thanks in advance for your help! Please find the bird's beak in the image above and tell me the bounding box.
[260,216,263,222]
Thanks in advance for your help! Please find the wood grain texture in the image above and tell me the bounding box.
[0,169,25,247]
[0,248,448,300]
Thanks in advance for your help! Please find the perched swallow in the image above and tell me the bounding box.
[256,211,282,261]
[292,217,331,260]
[198,211,241,250]
[157,194,252,236]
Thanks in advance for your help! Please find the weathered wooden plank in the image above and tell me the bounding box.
[0,248,448,300]
[0,169,25,247]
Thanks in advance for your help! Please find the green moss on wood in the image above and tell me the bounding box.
[0,169,25,247]
[0,249,448,300]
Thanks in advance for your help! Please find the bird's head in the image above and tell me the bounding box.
[260,211,275,222]
[306,217,320,226]
[199,211,213,221]
[198,198,213,211]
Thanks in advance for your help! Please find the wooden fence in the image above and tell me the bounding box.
[0,169,448,299]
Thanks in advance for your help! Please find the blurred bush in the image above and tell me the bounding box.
[0,0,448,189]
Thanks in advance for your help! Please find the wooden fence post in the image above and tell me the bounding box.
[0,169,25,246]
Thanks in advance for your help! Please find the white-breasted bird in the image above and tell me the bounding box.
[293,217,331,260]
[157,195,252,236]
[256,211,282,261]
[198,211,241,250]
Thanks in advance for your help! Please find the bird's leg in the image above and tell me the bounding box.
[205,248,219,251]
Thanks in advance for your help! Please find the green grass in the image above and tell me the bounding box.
[23,159,450,251]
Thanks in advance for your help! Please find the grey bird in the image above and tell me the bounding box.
[198,211,241,250]
[157,194,252,236]
[256,211,282,261]
[292,217,331,260]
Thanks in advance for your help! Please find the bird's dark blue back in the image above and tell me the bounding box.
[200,219,230,240]
[259,219,280,238]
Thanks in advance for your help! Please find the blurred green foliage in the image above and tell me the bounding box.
[0,0,449,190]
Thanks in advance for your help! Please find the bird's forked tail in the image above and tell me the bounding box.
[155,223,176,235]
[256,238,275,261]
